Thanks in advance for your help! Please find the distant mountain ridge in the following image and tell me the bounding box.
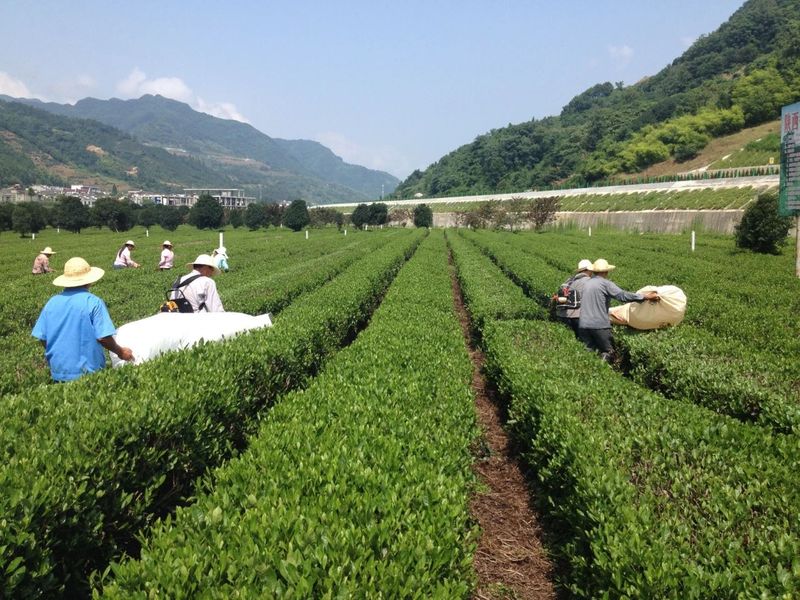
[394,0,800,199]
[0,94,398,203]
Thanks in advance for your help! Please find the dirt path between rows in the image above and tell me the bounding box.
[448,259,557,600]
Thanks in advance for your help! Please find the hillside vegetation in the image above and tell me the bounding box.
[2,94,398,202]
[395,0,800,198]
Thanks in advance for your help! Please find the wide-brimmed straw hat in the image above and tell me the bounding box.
[53,257,105,287]
[187,254,221,275]
[214,246,228,258]
[125,240,136,247]
[162,240,172,247]
[40,247,56,255]
[576,259,592,272]
[590,258,616,273]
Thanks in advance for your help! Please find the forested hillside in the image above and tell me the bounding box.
[0,100,226,190]
[395,0,800,198]
[5,94,398,201]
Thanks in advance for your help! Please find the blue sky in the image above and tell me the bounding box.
[1,1,744,179]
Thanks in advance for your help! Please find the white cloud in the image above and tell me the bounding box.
[116,68,248,123]
[315,131,408,178]
[608,44,634,67]
[0,71,37,99]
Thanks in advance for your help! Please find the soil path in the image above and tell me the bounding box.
[448,258,557,600]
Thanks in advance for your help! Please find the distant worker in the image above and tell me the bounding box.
[170,254,225,312]
[577,258,659,363]
[158,240,174,270]
[113,240,140,269]
[554,259,592,337]
[32,246,56,274]
[212,246,229,272]
[32,257,134,382]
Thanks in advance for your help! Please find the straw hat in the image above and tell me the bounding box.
[590,258,616,273]
[187,253,221,275]
[215,246,228,258]
[576,259,592,272]
[162,240,172,247]
[40,247,56,255]
[125,240,136,247]
[53,257,105,287]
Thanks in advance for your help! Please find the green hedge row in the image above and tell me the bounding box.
[465,229,799,433]
[0,229,423,597]
[446,230,545,334]
[480,320,800,597]
[0,228,390,396]
[97,231,479,597]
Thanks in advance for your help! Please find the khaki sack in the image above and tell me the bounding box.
[609,285,686,330]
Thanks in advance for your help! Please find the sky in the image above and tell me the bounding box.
[1,1,745,180]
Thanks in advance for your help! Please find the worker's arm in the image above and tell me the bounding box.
[98,336,134,362]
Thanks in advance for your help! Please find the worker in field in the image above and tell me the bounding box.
[113,240,140,269]
[170,254,225,312]
[158,240,174,270]
[212,246,229,272]
[32,246,56,274]
[577,258,659,363]
[554,258,592,337]
[32,257,134,382]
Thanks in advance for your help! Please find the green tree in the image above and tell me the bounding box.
[188,194,224,230]
[12,202,47,237]
[283,199,310,231]
[0,203,14,233]
[264,203,285,227]
[367,203,388,225]
[244,203,266,230]
[350,204,370,228]
[735,190,792,254]
[91,198,134,232]
[137,204,160,228]
[413,204,433,228]
[227,209,244,229]
[159,207,182,232]
[54,195,91,233]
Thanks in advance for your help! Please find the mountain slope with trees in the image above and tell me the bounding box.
[0,99,227,190]
[4,94,398,202]
[395,0,800,199]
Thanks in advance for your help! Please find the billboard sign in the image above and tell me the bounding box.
[779,101,800,216]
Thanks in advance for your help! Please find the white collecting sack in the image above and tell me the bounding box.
[609,285,686,330]
[110,312,273,367]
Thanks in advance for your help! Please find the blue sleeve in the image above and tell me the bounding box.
[91,298,116,339]
[31,308,47,341]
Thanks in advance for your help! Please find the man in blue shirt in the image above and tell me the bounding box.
[32,257,134,382]
[577,258,659,363]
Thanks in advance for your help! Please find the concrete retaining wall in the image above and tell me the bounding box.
[433,209,745,234]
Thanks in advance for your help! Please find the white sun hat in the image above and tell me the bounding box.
[53,257,105,287]
[40,247,56,255]
[576,259,592,272]
[125,240,136,247]
[590,258,616,273]
[187,254,221,275]
[162,240,172,247]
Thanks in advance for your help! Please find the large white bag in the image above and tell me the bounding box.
[609,285,686,330]
[110,312,273,367]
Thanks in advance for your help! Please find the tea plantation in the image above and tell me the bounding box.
[0,224,797,598]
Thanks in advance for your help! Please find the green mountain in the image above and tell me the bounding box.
[5,94,398,202]
[395,0,800,198]
[0,99,228,190]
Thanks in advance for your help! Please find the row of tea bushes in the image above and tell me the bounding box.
[98,232,479,597]
[481,320,800,597]
[466,229,799,433]
[446,231,545,334]
[0,230,423,597]
[0,229,391,395]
